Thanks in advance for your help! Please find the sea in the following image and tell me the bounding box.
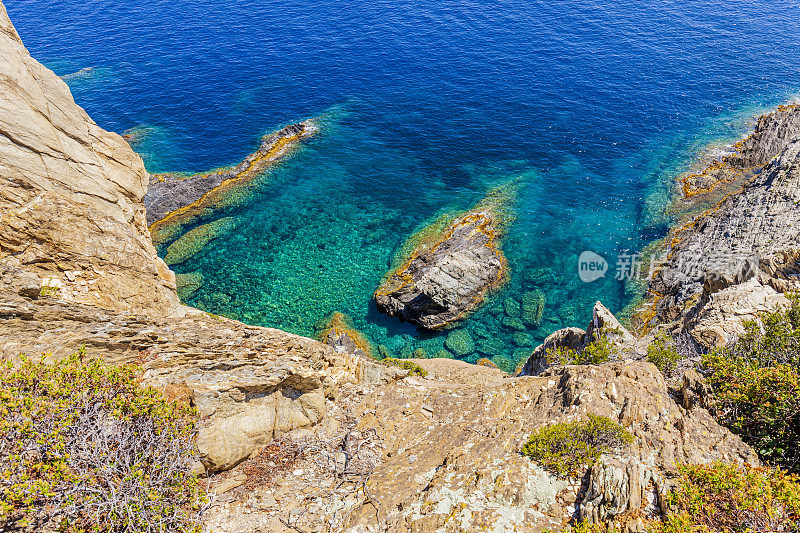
[7,0,800,371]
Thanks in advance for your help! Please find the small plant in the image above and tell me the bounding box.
[653,462,800,533]
[381,357,428,377]
[582,333,613,365]
[647,332,681,376]
[0,351,203,532]
[521,414,633,477]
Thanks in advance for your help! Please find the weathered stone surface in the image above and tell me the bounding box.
[0,7,178,316]
[520,302,638,376]
[650,139,800,330]
[374,196,511,329]
[689,278,791,348]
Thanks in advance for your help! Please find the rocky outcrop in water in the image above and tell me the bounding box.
[680,104,800,197]
[143,122,315,227]
[375,192,512,329]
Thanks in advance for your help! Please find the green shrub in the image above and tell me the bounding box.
[703,295,800,472]
[381,357,428,377]
[0,351,203,532]
[521,414,633,477]
[653,462,800,533]
[647,333,681,376]
[582,334,613,365]
[546,334,612,367]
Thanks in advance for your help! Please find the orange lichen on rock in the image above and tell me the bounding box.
[146,122,316,248]
[374,183,515,330]
[317,312,376,359]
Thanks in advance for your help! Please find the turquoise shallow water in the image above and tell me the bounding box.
[7,0,800,370]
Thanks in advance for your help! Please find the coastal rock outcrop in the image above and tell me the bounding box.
[519,302,638,376]
[647,138,800,344]
[144,121,316,249]
[375,190,513,329]
[0,6,178,316]
[680,104,800,197]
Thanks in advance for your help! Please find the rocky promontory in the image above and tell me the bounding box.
[144,120,315,249]
[374,188,513,329]
[0,4,795,532]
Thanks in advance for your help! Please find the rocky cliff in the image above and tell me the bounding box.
[0,4,778,532]
[0,3,178,316]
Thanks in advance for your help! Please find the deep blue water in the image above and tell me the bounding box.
[8,0,800,370]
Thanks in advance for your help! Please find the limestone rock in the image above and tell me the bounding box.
[0,6,178,315]
[519,326,586,376]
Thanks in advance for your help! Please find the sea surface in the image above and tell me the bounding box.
[8,0,800,370]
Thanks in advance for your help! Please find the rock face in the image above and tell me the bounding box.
[0,5,777,532]
[375,201,510,329]
[647,138,800,344]
[0,6,178,316]
[520,302,638,376]
[204,361,757,533]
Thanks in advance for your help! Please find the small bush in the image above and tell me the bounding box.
[546,335,612,367]
[381,357,428,377]
[653,462,800,533]
[704,295,800,473]
[521,414,633,477]
[647,333,681,377]
[0,351,203,532]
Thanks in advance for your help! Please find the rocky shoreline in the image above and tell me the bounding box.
[1,2,798,530]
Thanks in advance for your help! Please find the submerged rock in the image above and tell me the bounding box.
[164,217,237,265]
[317,311,376,359]
[374,188,514,329]
[445,329,475,356]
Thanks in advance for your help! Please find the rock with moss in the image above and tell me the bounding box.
[521,290,545,327]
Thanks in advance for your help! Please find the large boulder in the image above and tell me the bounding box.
[375,190,513,329]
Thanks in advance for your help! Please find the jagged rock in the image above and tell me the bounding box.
[519,326,586,376]
[680,368,713,410]
[680,105,800,196]
[579,457,662,527]
[586,301,637,355]
[689,278,790,348]
[650,139,800,329]
[374,191,512,329]
[519,302,637,376]
[0,8,178,316]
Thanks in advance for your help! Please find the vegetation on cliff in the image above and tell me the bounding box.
[703,295,800,473]
[521,414,633,477]
[0,350,203,532]
[654,463,800,533]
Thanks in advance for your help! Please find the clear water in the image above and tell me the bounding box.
[8,0,800,370]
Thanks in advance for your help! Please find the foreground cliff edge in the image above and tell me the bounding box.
[0,3,796,532]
